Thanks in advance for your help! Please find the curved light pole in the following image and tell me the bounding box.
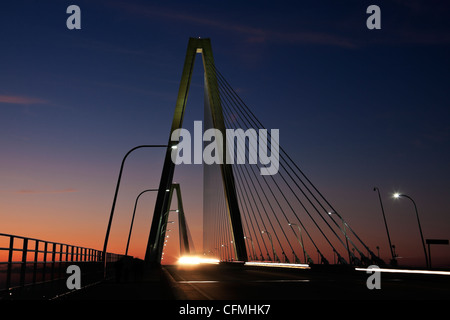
[328,212,352,265]
[374,187,396,265]
[220,244,229,261]
[288,223,306,264]
[393,193,428,268]
[102,144,168,275]
[125,188,158,256]
[262,230,280,262]
[160,226,173,261]
[244,236,258,261]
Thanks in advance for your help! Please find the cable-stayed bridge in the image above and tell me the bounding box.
[1,38,449,301]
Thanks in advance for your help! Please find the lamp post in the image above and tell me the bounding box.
[162,228,172,235]
[160,221,174,236]
[374,187,396,265]
[220,244,229,261]
[288,223,306,264]
[328,211,352,265]
[244,236,258,261]
[125,189,158,256]
[393,193,428,268]
[262,230,279,262]
[102,144,168,276]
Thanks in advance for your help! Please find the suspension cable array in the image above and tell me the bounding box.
[202,56,384,266]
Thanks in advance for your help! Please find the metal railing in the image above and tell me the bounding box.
[0,233,124,295]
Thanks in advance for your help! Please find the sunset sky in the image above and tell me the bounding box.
[1,0,450,267]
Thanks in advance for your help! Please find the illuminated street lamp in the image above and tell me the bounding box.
[393,193,428,268]
[261,230,280,262]
[125,188,158,256]
[374,187,396,265]
[244,236,258,261]
[328,211,351,264]
[102,144,169,276]
[220,244,230,261]
[288,223,306,264]
[161,228,172,235]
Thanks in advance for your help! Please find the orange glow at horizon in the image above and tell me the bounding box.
[1,155,449,268]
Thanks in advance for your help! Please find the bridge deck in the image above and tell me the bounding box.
[54,262,450,300]
[164,263,450,300]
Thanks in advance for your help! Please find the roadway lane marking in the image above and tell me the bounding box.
[177,280,310,284]
[178,281,220,284]
[355,267,450,276]
[164,268,215,300]
[245,262,310,269]
[252,279,310,283]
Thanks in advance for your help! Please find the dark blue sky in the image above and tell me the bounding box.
[1,0,449,266]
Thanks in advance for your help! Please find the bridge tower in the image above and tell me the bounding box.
[166,183,191,256]
[145,38,247,264]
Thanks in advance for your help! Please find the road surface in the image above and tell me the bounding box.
[164,263,450,300]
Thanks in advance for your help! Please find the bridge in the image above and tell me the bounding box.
[1,38,449,303]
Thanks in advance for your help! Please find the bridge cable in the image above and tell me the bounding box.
[221,98,300,263]
[206,58,357,263]
[213,67,375,263]
[222,113,287,262]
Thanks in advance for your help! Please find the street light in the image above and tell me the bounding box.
[161,223,174,235]
[102,144,168,276]
[393,193,428,268]
[125,188,158,256]
[288,223,306,264]
[374,187,396,265]
[220,244,230,261]
[328,211,352,264]
[244,236,258,261]
[261,230,280,262]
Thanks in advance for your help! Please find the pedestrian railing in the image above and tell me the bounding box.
[0,233,124,297]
